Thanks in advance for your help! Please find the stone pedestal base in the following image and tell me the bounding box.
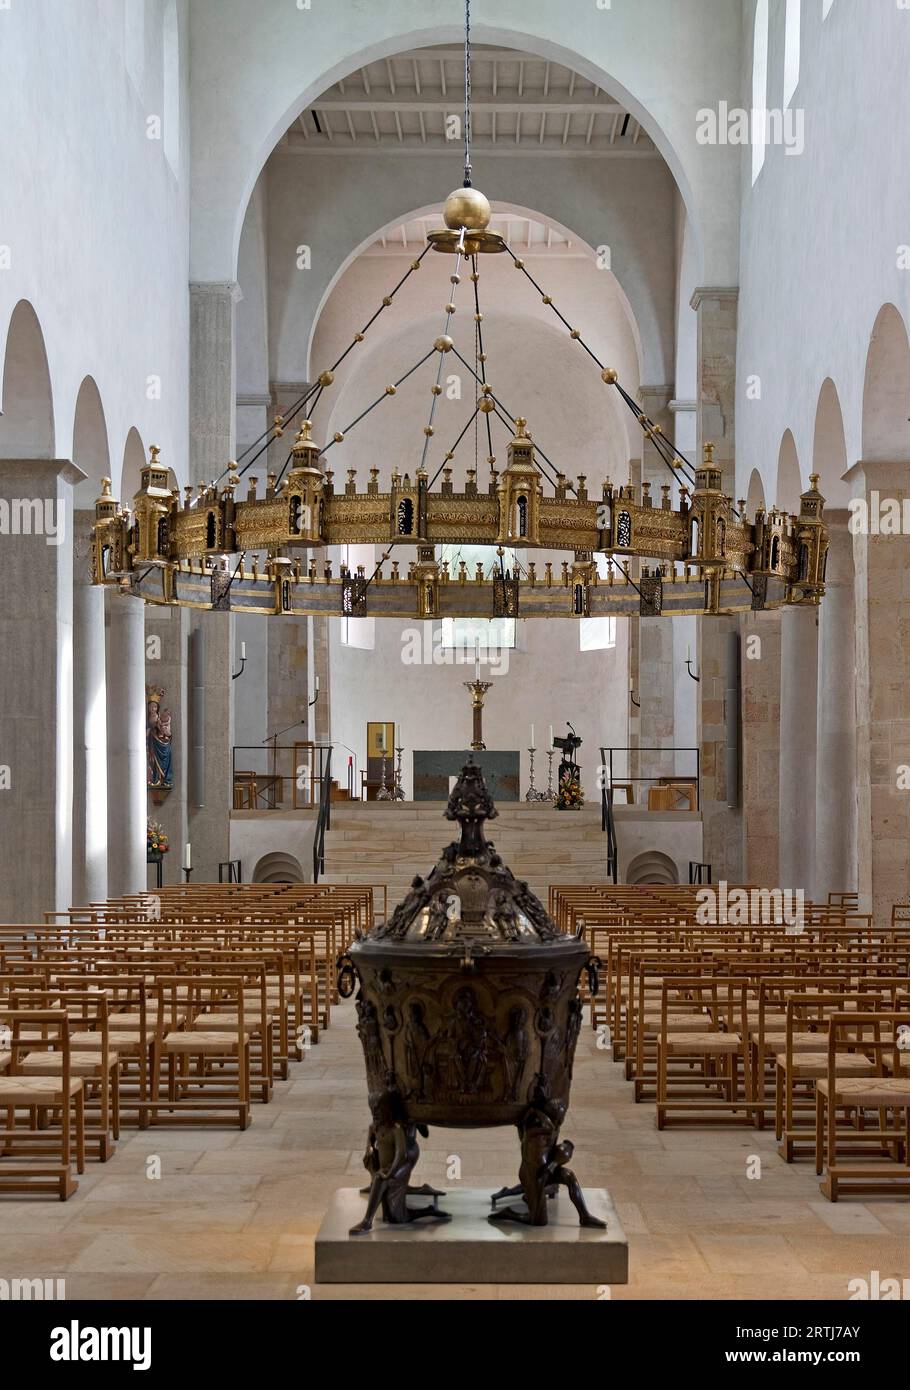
[315,1186,629,1285]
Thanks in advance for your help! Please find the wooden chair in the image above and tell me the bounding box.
[150,977,251,1129]
[0,1010,84,1199]
[817,1011,910,1199]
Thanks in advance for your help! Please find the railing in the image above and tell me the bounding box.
[231,742,333,810]
[313,747,332,883]
[599,745,702,886]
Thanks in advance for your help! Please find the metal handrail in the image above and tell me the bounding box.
[599,746,618,884]
[313,747,333,882]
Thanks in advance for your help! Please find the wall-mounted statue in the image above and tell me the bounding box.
[146,685,173,796]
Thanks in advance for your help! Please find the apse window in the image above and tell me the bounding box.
[580,554,617,652]
[339,544,375,650]
[783,0,801,108]
[438,545,516,653]
[752,0,769,184]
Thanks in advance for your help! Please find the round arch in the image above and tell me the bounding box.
[746,466,765,515]
[0,299,55,458]
[775,429,802,513]
[811,377,850,507]
[72,376,111,508]
[302,200,646,390]
[252,850,305,884]
[861,304,910,463]
[120,426,147,501]
[626,849,678,885]
[228,24,704,283]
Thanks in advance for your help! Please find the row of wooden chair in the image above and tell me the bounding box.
[549,883,910,1200]
[0,883,376,1199]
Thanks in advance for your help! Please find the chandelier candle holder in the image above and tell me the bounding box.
[464,679,493,751]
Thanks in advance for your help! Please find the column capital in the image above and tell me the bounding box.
[189,280,242,304]
[0,457,86,487]
[669,399,698,415]
[843,459,910,491]
[690,286,739,311]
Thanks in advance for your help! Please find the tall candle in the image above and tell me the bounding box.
[183,842,192,870]
[686,642,691,662]
[530,724,535,749]
[240,640,246,660]
[548,724,554,750]
[315,675,320,691]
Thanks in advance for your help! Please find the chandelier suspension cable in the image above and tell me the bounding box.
[471,254,496,464]
[213,242,434,488]
[448,344,575,494]
[320,347,438,461]
[463,0,472,187]
[500,242,702,492]
[418,248,466,470]
[427,402,483,490]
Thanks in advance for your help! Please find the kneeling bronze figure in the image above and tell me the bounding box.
[338,759,603,1235]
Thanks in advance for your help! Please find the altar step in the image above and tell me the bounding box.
[320,802,608,902]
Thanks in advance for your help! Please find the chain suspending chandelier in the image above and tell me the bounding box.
[92,1,828,621]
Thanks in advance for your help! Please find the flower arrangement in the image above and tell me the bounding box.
[147,819,170,856]
[554,769,585,810]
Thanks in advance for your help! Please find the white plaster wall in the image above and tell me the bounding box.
[188,0,742,288]
[0,0,191,495]
[736,0,910,502]
[329,614,630,803]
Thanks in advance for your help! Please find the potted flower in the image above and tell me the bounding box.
[554,769,585,810]
[147,819,170,861]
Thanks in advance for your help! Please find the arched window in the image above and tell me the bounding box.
[157,516,169,557]
[771,534,780,569]
[397,497,414,535]
[690,516,700,556]
[716,517,726,558]
[616,511,632,548]
[516,494,528,538]
[752,0,769,185]
[783,0,801,108]
[162,0,180,176]
[289,496,302,535]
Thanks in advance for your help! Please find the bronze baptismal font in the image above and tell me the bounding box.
[337,759,603,1235]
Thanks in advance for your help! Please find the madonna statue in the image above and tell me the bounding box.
[147,685,173,792]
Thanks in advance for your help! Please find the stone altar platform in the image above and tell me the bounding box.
[314,1187,629,1285]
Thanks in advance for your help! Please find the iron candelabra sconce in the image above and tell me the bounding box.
[685,658,700,683]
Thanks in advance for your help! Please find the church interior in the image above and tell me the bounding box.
[3,0,910,1320]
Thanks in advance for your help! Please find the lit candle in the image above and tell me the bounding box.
[548,724,554,750]
[183,842,192,870]
[240,640,246,660]
[530,724,535,748]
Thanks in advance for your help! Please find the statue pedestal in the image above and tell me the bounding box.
[314,1186,629,1285]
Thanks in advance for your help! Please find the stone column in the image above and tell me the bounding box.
[0,459,83,921]
[690,287,742,879]
[72,510,108,905]
[778,606,819,893]
[849,462,910,920]
[638,388,677,788]
[741,611,782,885]
[146,605,189,886]
[814,513,857,899]
[190,281,239,478]
[188,282,238,881]
[106,591,147,897]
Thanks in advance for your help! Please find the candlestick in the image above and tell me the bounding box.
[392,746,405,801]
[545,748,556,801]
[463,679,493,751]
